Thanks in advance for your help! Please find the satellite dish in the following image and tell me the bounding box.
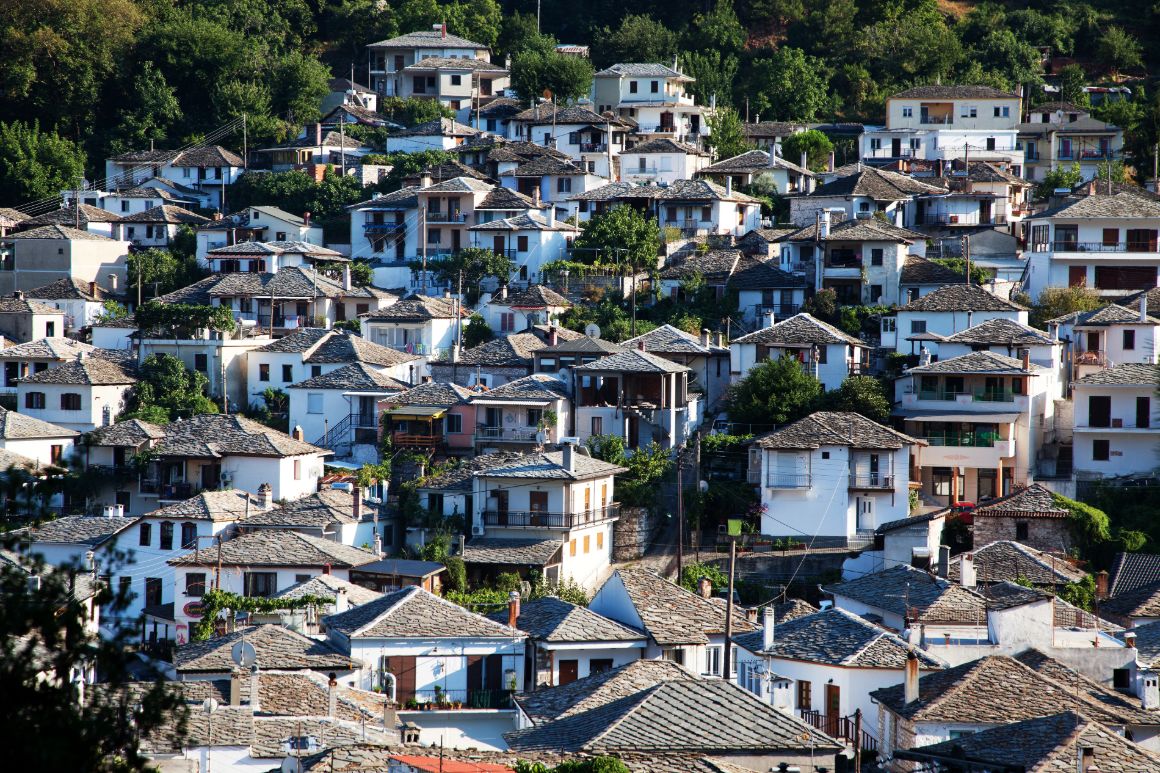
[584,323,601,338]
[231,640,258,669]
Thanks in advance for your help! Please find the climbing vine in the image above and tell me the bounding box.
[193,589,333,641]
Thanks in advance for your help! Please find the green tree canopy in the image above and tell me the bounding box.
[511,38,595,104]
[706,106,751,161]
[1096,26,1143,76]
[573,205,661,270]
[0,121,86,208]
[818,376,891,423]
[723,355,821,427]
[1022,285,1102,329]
[1034,162,1083,200]
[592,15,679,70]
[420,246,515,290]
[1055,64,1091,107]
[123,352,221,422]
[744,47,832,121]
[781,129,834,171]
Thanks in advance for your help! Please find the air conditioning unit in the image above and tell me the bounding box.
[220,471,234,484]
[472,524,485,535]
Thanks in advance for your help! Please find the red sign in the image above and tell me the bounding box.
[183,601,204,619]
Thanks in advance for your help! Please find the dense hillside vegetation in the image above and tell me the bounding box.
[3,0,1160,204]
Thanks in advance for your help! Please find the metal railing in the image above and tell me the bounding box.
[974,390,1015,403]
[580,143,607,153]
[849,473,894,489]
[364,222,406,232]
[481,506,619,529]
[425,211,468,224]
[919,115,953,125]
[476,426,539,442]
[1075,350,1109,366]
[917,213,1008,226]
[800,710,877,752]
[763,473,813,489]
[392,432,439,448]
[864,147,918,159]
[923,433,1003,447]
[399,688,513,710]
[917,389,967,401]
[1042,241,1160,253]
[753,303,802,319]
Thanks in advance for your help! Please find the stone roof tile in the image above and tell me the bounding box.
[754,411,920,451]
[490,597,645,643]
[324,585,522,639]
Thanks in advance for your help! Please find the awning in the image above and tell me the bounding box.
[386,406,447,419]
[895,410,1021,423]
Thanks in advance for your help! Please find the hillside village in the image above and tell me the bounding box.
[10,5,1160,772]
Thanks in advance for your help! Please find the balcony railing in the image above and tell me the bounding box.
[801,710,877,753]
[920,115,953,125]
[753,303,802,318]
[1075,350,1109,366]
[849,473,894,489]
[974,390,1015,403]
[917,213,1008,226]
[764,473,812,489]
[580,143,607,153]
[425,211,468,224]
[399,689,513,711]
[157,482,200,500]
[392,432,439,448]
[923,433,1002,447]
[476,426,540,442]
[864,147,918,159]
[1045,241,1159,253]
[918,389,967,401]
[364,222,406,232]
[481,506,619,529]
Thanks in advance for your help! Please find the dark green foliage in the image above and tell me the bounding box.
[781,129,834,172]
[679,561,728,594]
[929,257,989,286]
[592,15,679,70]
[511,34,595,104]
[706,106,751,161]
[228,168,366,242]
[585,435,672,509]
[818,376,892,423]
[723,356,821,427]
[127,247,207,300]
[123,352,219,422]
[378,97,454,128]
[0,121,87,207]
[573,205,662,270]
[463,313,494,348]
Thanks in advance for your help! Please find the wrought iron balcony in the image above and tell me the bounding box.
[481,506,619,529]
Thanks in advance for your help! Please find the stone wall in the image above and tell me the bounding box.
[613,506,661,561]
[972,515,1073,554]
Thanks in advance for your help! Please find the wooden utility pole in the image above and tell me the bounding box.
[722,534,736,680]
[854,708,863,770]
[420,207,428,295]
[963,234,970,286]
[676,450,684,579]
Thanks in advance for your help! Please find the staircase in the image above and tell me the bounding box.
[313,414,352,459]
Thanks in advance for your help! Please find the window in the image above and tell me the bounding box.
[244,572,278,597]
[1114,668,1132,689]
[910,138,920,150]
[518,235,529,252]
[427,228,441,245]
[294,459,302,480]
[650,80,659,93]
[591,416,602,435]
[194,353,208,372]
[446,413,462,433]
[1015,521,1029,540]
[870,138,881,151]
[870,285,883,303]
[45,321,55,338]
[948,729,977,740]
[51,445,63,463]
[307,393,324,414]
[597,531,604,550]
[159,521,173,550]
[1124,330,1136,350]
[1088,395,1111,427]
[583,535,590,553]
[1138,396,1151,428]
[569,538,577,557]
[630,81,638,94]
[282,364,293,382]
[259,363,270,381]
[311,365,322,377]
[882,318,896,333]
[590,658,614,675]
[557,177,572,193]
[275,231,286,241]
[450,74,461,85]
[144,578,163,607]
[797,680,812,710]
[1002,106,1010,117]
[181,522,197,549]
[25,392,45,410]
[902,106,913,117]
[139,522,152,546]
[185,573,206,597]
[119,576,132,599]
[1093,439,1110,461]
[661,648,685,665]
[120,201,130,213]
[910,320,927,334]
[871,248,884,266]
[705,645,722,676]
[295,574,311,584]
[61,393,81,411]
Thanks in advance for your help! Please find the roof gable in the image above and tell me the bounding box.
[324,586,521,639]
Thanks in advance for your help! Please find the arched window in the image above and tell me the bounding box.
[159,521,173,550]
[181,522,197,550]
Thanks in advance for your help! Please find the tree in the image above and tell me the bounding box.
[511,44,595,104]
[680,50,739,108]
[969,29,1042,90]
[379,97,454,128]
[781,129,834,171]
[744,47,831,121]
[371,149,457,193]
[686,0,746,55]
[1056,64,1090,107]
[515,758,631,773]
[818,376,891,423]
[422,247,515,290]
[1096,26,1143,77]
[722,355,821,427]
[110,63,183,154]
[463,313,494,348]
[0,544,187,769]
[706,106,751,161]
[1034,162,1083,200]
[592,15,679,70]
[1023,285,1102,329]
[123,353,219,422]
[586,436,672,508]
[0,121,86,208]
[270,51,331,128]
[496,12,540,58]
[127,248,182,301]
[573,206,661,271]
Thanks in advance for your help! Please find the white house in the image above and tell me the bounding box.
[511,104,629,180]
[621,325,731,411]
[323,585,525,750]
[896,350,1053,505]
[361,294,465,364]
[488,596,646,688]
[468,445,624,591]
[25,278,124,335]
[479,286,571,337]
[588,568,756,678]
[1050,303,1160,383]
[396,57,509,118]
[19,203,121,238]
[788,166,945,229]
[385,117,482,155]
[3,226,128,297]
[591,63,708,145]
[195,206,324,262]
[0,295,68,344]
[104,145,245,210]
[1072,363,1160,480]
[934,317,1062,376]
[17,353,136,432]
[885,283,1029,354]
[1022,192,1160,300]
[729,257,809,325]
[468,212,579,284]
[366,28,491,97]
[468,374,571,452]
[1018,102,1124,182]
[0,405,79,467]
[11,513,137,570]
[730,313,868,392]
[254,126,371,173]
[0,338,103,394]
[618,138,710,185]
[113,205,210,249]
[697,149,815,195]
[655,179,762,239]
[239,485,383,550]
[749,412,922,544]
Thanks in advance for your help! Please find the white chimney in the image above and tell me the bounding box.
[767,150,776,169]
[958,553,977,588]
[1141,295,1149,323]
[904,649,920,704]
[765,310,776,329]
[109,273,118,292]
[230,669,243,706]
[919,345,932,366]
[547,207,556,228]
[334,587,349,613]
[819,210,831,239]
[258,483,273,510]
[343,266,352,291]
[762,606,775,651]
[1143,670,1160,710]
[725,176,733,196]
[800,151,808,171]
[700,329,710,348]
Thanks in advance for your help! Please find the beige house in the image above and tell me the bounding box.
[3,225,129,295]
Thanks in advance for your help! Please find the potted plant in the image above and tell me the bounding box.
[404,698,419,710]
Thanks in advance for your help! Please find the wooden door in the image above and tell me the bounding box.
[529,491,548,513]
[891,137,901,157]
[493,235,505,255]
[825,683,841,736]
[382,655,417,702]
[558,659,579,686]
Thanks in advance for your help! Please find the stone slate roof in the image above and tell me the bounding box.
[516,659,697,724]
[474,450,626,480]
[1014,649,1159,723]
[0,297,64,315]
[386,380,474,408]
[1123,620,1160,666]
[0,207,27,226]
[567,181,664,202]
[274,574,383,606]
[906,350,1043,375]
[875,509,948,535]
[26,278,122,302]
[824,565,987,625]
[151,414,326,458]
[659,249,740,283]
[512,104,611,125]
[909,711,1160,772]
[772,598,818,622]
[657,178,759,203]
[11,514,134,547]
[19,356,135,385]
[486,141,572,164]
[202,267,392,301]
[390,118,480,138]
[594,62,688,78]
[621,324,728,355]
[490,597,646,643]
[1074,362,1158,385]
[289,362,410,392]
[942,317,1054,346]
[973,484,1069,518]
[461,537,563,566]
[573,349,690,374]
[174,624,355,673]
[787,217,926,243]
[727,257,807,290]
[494,285,572,308]
[948,541,1086,586]
[169,529,377,568]
[1035,191,1160,219]
[602,569,756,646]
[732,312,861,347]
[755,411,920,451]
[1109,552,1160,596]
[256,328,419,367]
[469,373,569,402]
[509,156,588,178]
[9,224,114,241]
[476,186,538,210]
[811,165,945,199]
[900,256,967,285]
[85,418,166,447]
[416,452,527,493]
[0,406,77,439]
[21,203,121,228]
[118,204,210,224]
[1100,581,1160,621]
[469,212,580,232]
[367,29,486,49]
[144,489,261,522]
[1069,303,1160,327]
[733,607,944,670]
[893,84,1018,99]
[475,97,523,120]
[625,138,705,155]
[404,56,506,73]
[324,585,521,639]
[899,283,1026,312]
[871,653,1155,725]
[440,333,534,368]
[243,488,366,529]
[537,336,624,355]
[362,294,463,321]
[700,149,810,175]
[505,679,840,754]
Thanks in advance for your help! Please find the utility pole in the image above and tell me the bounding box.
[456,269,464,353]
[854,709,863,770]
[420,207,428,295]
[963,234,970,286]
[137,261,143,307]
[722,532,736,681]
[340,117,347,177]
[74,178,81,230]
[537,0,541,33]
[676,447,684,579]
[242,113,248,171]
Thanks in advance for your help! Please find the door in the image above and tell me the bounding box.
[529,491,548,525]
[1088,395,1111,427]
[868,453,880,486]
[627,415,639,448]
[825,684,841,736]
[558,659,579,686]
[1069,266,1087,287]
[891,137,901,157]
[979,198,992,224]
[382,655,417,702]
[1138,396,1151,428]
[358,396,375,428]
[493,235,505,256]
[452,229,461,252]
[856,497,875,531]
[492,489,509,525]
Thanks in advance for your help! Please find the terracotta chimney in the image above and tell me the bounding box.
[1022,349,1030,372]
[697,576,712,599]
[637,340,645,351]
[904,649,920,704]
[328,674,338,717]
[89,281,99,298]
[292,425,304,441]
[508,591,521,628]
[548,325,558,346]
[352,484,362,520]
[1096,570,1109,599]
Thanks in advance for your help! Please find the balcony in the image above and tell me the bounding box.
[476,425,540,443]
[399,689,514,711]
[157,482,200,500]
[392,432,439,448]
[849,473,894,490]
[753,303,802,319]
[425,210,468,224]
[921,436,1016,467]
[763,473,813,489]
[864,147,918,159]
[920,115,953,125]
[917,213,1008,226]
[974,390,1015,403]
[922,432,1003,447]
[481,506,620,529]
[580,143,607,153]
[1075,350,1109,367]
[364,222,406,233]
[1043,241,1160,254]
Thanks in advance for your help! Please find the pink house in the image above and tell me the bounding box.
[378,380,476,455]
